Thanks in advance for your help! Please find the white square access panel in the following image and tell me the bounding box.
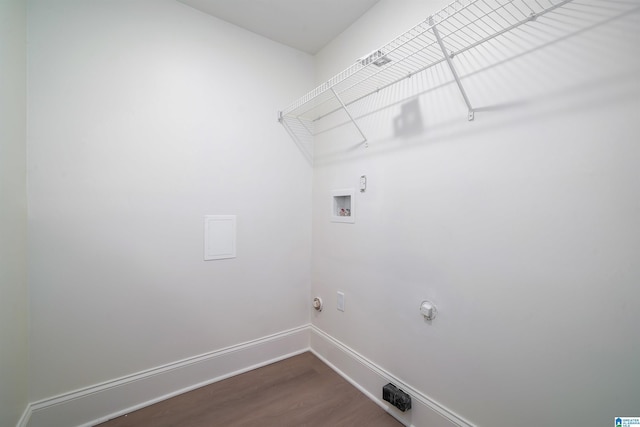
[331,189,355,223]
[204,215,236,261]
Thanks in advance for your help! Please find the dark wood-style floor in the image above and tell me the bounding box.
[97,352,403,427]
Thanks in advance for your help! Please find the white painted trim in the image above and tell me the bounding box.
[16,404,32,427]
[309,325,476,427]
[26,325,310,427]
[23,324,474,427]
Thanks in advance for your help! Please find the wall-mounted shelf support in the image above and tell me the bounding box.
[278,0,578,152]
[330,88,369,148]
[430,17,474,121]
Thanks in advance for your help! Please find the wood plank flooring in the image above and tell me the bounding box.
[97,352,403,427]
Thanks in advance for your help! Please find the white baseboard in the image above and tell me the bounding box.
[309,325,476,427]
[25,325,310,427]
[17,405,31,427]
[23,324,473,427]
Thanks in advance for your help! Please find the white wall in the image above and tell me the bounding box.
[23,0,640,424]
[27,0,313,403]
[311,1,640,426]
[0,0,29,425]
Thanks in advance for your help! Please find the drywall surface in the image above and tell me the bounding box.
[27,0,313,402]
[0,0,29,425]
[311,1,640,426]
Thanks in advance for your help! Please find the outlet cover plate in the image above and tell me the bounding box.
[337,291,345,312]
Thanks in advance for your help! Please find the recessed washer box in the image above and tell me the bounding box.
[331,189,355,223]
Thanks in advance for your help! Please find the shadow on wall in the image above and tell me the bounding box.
[393,98,424,139]
[289,0,640,165]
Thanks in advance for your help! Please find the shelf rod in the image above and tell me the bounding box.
[290,5,533,123]
[450,0,574,59]
[310,56,446,123]
[307,0,571,122]
[330,88,368,147]
[282,0,575,127]
[430,17,474,120]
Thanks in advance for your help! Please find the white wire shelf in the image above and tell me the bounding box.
[278,0,574,147]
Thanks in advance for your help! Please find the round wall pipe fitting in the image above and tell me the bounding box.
[312,297,323,312]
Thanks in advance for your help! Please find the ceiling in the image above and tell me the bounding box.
[177,0,381,54]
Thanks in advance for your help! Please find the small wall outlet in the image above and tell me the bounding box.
[382,383,412,412]
[337,291,345,312]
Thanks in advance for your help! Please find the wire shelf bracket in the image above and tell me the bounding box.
[278,0,576,150]
[430,16,475,121]
[330,88,369,147]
